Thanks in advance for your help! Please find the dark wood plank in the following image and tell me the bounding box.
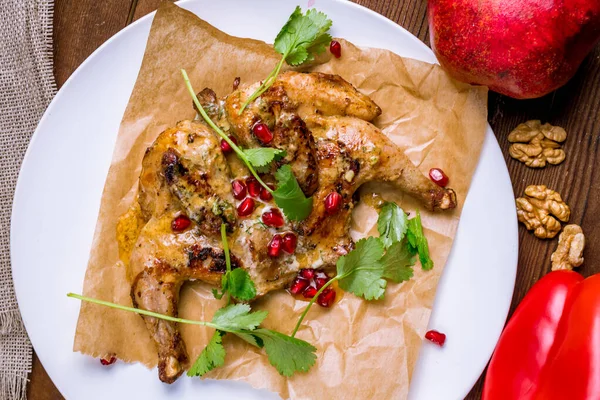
[132,0,173,21]
[42,2,600,400]
[52,0,135,87]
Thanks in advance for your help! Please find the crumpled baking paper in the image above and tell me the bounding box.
[73,3,488,399]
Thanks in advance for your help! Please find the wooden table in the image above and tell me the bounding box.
[31,0,600,398]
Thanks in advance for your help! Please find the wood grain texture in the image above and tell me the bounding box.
[32,1,600,399]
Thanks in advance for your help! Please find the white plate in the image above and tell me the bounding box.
[11,0,518,399]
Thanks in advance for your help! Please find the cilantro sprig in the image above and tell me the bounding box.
[182,70,313,221]
[68,294,315,377]
[239,6,332,114]
[292,202,432,336]
[212,224,256,302]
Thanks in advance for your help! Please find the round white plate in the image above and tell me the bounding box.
[11,0,518,399]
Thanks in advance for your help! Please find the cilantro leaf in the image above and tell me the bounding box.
[187,330,226,377]
[242,148,286,168]
[252,329,317,376]
[226,268,257,302]
[240,7,332,113]
[337,237,386,300]
[211,304,267,331]
[377,202,408,249]
[233,331,262,347]
[273,165,313,221]
[380,241,416,283]
[406,210,434,271]
[275,7,332,65]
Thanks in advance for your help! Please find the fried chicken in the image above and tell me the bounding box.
[119,71,456,383]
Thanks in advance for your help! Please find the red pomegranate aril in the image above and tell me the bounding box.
[429,168,449,187]
[252,123,273,144]
[260,184,274,201]
[282,232,298,254]
[302,285,318,298]
[317,288,336,307]
[100,356,116,366]
[171,215,191,231]
[237,197,255,217]
[324,192,343,215]
[289,277,309,295]
[220,135,237,154]
[315,271,330,289]
[299,268,315,280]
[246,177,262,198]
[425,330,446,346]
[330,40,342,58]
[231,179,247,200]
[262,208,285,227]
[268,234,282,257]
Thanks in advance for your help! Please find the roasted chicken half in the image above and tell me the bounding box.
[117,71,457,383]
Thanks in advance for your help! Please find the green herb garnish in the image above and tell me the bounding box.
[212,224,256,302]
[272,165,313,221]
[406,210,434,270]
[239,6,332,114]
[292,202,430,337]
[182,70,313,221]
[66,296,316,377]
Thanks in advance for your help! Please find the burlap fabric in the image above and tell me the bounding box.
[1,1,57,399]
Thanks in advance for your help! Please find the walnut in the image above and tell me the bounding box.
[516,185,570,239]
[551,224,585,270]
[508,120,566,168]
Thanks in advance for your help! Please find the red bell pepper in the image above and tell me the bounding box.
[482,270,600,400]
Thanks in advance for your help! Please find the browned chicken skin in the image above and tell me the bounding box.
[120,72,456,383]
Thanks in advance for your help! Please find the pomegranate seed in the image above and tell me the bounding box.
[324,192,343,215]
[220,135,237,154]
[100,356,116,366]
[299,268,314,280]
[330,40,342,58]
[429,168,449,187]
[252,123,273,144]
[237,197,255,217]
[302,285,318,298]
[231,179,247,200]
[171,215,191,231]
[246,177,262,198]
[317,288,336,307]
[268,234,282,257]
[425,330,446,346]
[289,277,309,295]
[260,184,274,201]
[281,232,298,254]
[262,208,285,227]
[315,271,330,289]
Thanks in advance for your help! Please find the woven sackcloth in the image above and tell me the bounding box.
[0,0,56,399]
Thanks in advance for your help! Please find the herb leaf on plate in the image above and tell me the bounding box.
[272,164,313,221]
[239,7,332,113]
[242,148,286,168]
[252,328,317,376]
[187,330,226,377]
[377,201,409,249]
[337,237,387,300]
[406,210,434,270]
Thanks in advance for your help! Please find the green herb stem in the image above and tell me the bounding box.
[67,293,240,335]
[181,69,272,193]
[238,57,286,114]
[291,276,338,337]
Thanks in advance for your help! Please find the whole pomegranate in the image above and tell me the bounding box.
[428,0,600,99]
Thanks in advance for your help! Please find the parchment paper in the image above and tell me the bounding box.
[73,3,488,399]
